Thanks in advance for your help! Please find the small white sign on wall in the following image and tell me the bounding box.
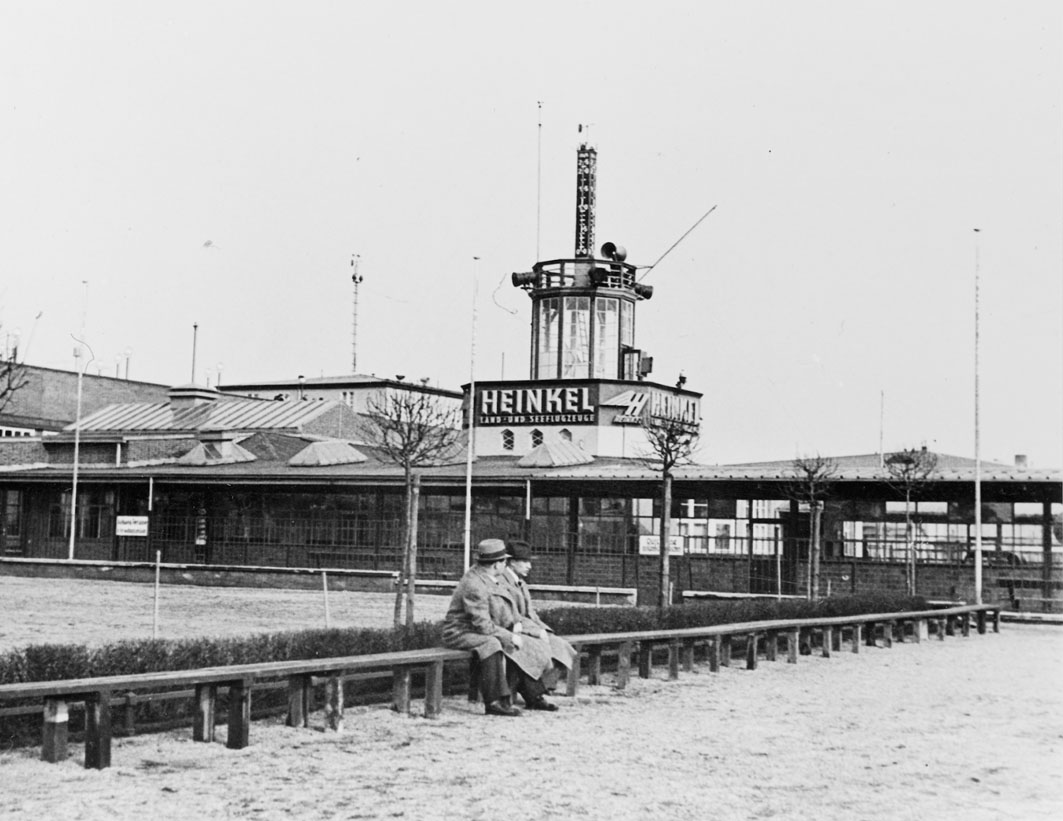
[638,534,683,556]
[116,515,149,537]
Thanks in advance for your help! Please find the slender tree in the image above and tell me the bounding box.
[359,389,461,627]
[640,407,700,609]
[884,447,939,595]
[0,328,28,415]
[785,455,838,599]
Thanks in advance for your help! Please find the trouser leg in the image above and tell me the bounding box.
[478,652,512,704]
[513,669,546,705]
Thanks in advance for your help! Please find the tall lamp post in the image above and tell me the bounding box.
[68,338,94,561]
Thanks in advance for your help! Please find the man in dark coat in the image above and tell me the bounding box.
[442,539,557,716]
[503,540,576,690]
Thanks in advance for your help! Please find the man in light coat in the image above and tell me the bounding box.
[442,539,557,716]
[503,540,576,691]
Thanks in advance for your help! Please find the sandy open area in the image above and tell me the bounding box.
[0,576,453,651]
[1,577,1061,820]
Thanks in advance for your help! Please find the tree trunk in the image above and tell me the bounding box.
[393,466,413,628]
[810,500,822,600]
[405,473,421,628]
[905,490,914,596]
[659,471,673,609]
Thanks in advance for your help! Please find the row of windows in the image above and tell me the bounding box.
[500,428,573,450]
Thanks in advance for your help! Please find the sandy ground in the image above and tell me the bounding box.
[1,578,1061,820]
[0,577,453,650]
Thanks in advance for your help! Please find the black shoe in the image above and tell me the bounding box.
[525,698,558,712]
[485,700,521,717]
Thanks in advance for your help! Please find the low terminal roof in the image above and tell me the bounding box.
[64,397,339,434]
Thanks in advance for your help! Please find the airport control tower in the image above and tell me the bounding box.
[467,141,701,461]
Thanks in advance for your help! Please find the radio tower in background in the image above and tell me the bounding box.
[351,254,363,374]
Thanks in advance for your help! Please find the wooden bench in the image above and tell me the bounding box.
[558,603,1002,697]
[0,647,469,770]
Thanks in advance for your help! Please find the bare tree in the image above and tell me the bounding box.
[640,409,700,609]
[359,389,461,627]
[785,455,838,600]
[884,446,939,595]
[0,328,28,415]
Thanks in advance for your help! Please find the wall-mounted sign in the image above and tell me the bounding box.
[638,534,684,556]
[477,385,597,426]
[604,388,700,430]
[116,515,149,537]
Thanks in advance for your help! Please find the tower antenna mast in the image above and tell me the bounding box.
[351,254,363,374]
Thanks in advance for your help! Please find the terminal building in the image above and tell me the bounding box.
[0,143,1059,606]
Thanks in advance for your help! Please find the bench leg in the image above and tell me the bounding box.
[936,618,946,641]
[392,668,411,715]
[993,610,1001,633]
[616,641,632,689]
[786,629,799,664]
[708,637,720,673]
[914,619,927,643]
[882,622,893,649]
[287,675,312,728]
[566,650,582,697]
[821,627,832,659]
[977,610,987,635]
[765,631,778,662]
[638,642,653,678]
[851,624,861,653]
[945,615,956,636]
[194,683,216,742]
[681,639,695,673]
[720,637,732,668]
[226,680,251,750]
[84,689,112,770]
[425,661,444,718]
[668,640,680,680]
[586,646,602,686]
[746,634,759,670]
[42,698,69,763]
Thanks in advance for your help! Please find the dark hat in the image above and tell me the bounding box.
[476,538,511,564]
[507,540,536,562]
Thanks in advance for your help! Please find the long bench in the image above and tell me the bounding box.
[560,603,1003,696]
[0,647,469,769]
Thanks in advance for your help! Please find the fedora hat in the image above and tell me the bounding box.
[476,538,511,564]
[507,540,536,562]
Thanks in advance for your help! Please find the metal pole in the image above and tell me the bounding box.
[463,259,479,572]
[68,281,89,561]
[973,229,983,603]
[191,322,198,383]
[351,254,363,373]
[153,550,161,639]
[322,571,331,628]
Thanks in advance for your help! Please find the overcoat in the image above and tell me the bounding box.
[442,564,552,678]
[502,568,576,671]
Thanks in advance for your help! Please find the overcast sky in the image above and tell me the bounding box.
[1,2,1060,466]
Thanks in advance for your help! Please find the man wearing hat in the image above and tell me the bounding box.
[503,540,576,689]
[442,538,557,716]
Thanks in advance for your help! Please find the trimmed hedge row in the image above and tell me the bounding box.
[1,593,926,686]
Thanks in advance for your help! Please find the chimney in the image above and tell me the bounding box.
[1014,454,1028,469]
[168,384,219,411]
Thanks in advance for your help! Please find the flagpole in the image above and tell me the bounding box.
[973,228,983,604]
[463,257,480,571]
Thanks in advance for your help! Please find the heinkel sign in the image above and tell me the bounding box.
[477,385,597,426]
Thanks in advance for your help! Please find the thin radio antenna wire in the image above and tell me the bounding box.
[638,204,717,280]
[536,101,543,260]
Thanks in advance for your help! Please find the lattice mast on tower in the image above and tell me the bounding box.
[351,254,363,374]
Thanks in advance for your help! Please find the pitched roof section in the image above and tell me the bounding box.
[67,397,339,434]
[176,440,257,466]
[288,440,369,467]
[518,440,595,468]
